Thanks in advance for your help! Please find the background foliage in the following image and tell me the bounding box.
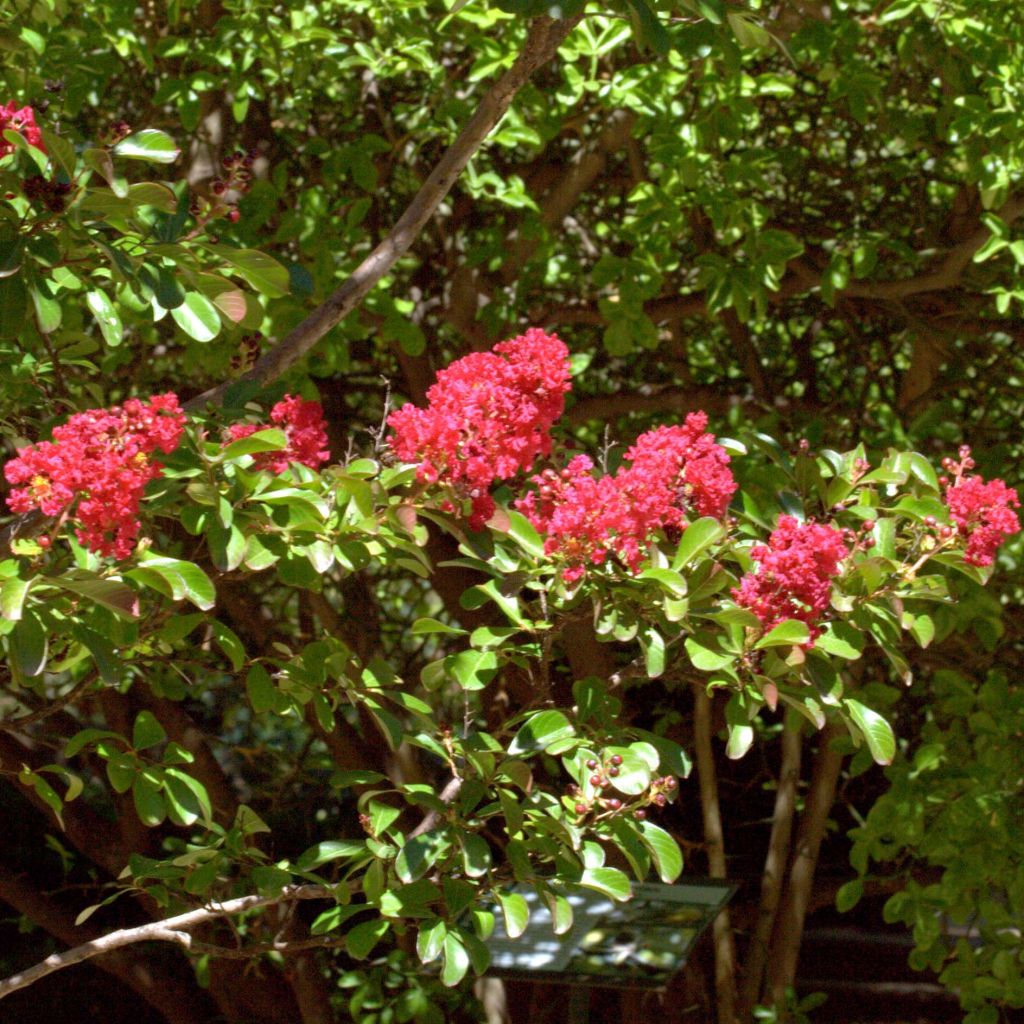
[0,1,1022,1022]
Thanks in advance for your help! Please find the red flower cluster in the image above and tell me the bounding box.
[0,102,44,157]
[227,394,330,473]
[732,516,848,641]
[5,394,185,558]
[516,412,736,581]
[516,455,621,581]
[943,474,1020,567]
[388,329,571,530]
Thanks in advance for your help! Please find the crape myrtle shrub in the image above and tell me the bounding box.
[1,1,1024,1023]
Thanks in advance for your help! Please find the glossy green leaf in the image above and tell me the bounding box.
[639,821,684,883]
[580,866,632,902]
[845,699,896,765]
[114,129,180,163]
[132,711,166,750]
[508,710,575,755]
[441,933,470,987]
[755,619,811,649]
[395,830,447,884]
[86,289,123,346]
[672,518,725,569]
[345,918,389,960]
[171,291,221,342]
[498,891,530,938]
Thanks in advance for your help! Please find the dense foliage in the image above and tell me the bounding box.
[0,2,1023,1023]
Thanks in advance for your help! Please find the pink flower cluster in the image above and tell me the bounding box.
[227,394,330,473]
[516,412,737,581]
[0,102,44,157]
[732,516,848,640]
[388,329,571,530]
[943,474,1020,567]
[5,394,185,558]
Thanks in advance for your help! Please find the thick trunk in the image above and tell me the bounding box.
[692,683,738,1024]
[765,722,845,1008]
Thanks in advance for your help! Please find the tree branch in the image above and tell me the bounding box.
[0,863,217,1024]
[0,884,334,1000]
[187,14,581,411]
[691,682,738,1024]
[839,194,1024,299]
[765,720,844,1007]
[739,710,802,1017]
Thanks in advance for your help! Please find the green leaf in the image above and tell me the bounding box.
[129,555,215,610]
[816,622,864,659]
[0,274,27,339]
[245,663,276,713]
[86,289,124,346]
[417,918,447,963]
[132,711,167,750]
[52,575,138,619]
[296,840,367,871]
[836,878,863,912]
[346,918,390,959]
[217,248,290,297]
[447,648,498,691]
[368,799,401,837]
[171,291,221,342]
[221,428,288,461]
[726,721,754,759]
[639,625,666,678]
[505,509,545,558]
[10,613,47,677]
[685,636,733,671]
[39,127,76,177]
[411,617,467,637]
[310,902,364,935]
[601,747,652,796]
[639,822,683,883]
[163,769,212,826]
[755,619,811,649]
[461,834,492,878]
[625,0,671,54]
[498,891,530,938]
[132,774,166,826]
[1,577,30,620]
[672,518,725,569]
[461,928,491,976]
[441,933,470,987]
[127,182,178,212]
[396,831,447,884]
[508,710,575,755]
[114,129,180,163]
[580,867,632,902]
[844,699,895,765]
[30,281,61,334]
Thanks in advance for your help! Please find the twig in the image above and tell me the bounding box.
[0,884,335,1000]
[186,15,581,412]
[1,672,99,730]
[407,775,463,840]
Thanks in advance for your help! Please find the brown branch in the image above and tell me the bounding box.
[839,194,1024,299]
[500,109,636,283]
[187,15,581,411]
[0,863,217,1024]
[739,710,802,1017]
[765,720,844,1007]
[691,682,738,1024]
[0,884,334,1000]
[407,775,462,840]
